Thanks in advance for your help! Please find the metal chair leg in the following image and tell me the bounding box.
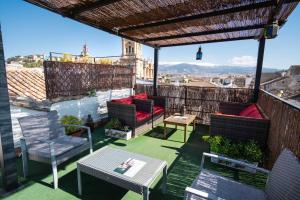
[20,138,29,177]
[50,143,58,189]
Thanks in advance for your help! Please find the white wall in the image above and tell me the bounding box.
[50,88,132,121]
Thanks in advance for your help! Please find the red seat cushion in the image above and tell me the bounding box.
[136,111,151,122]
[133,93,148,100]
[111,97,133,104]
[239,104,263,119]
[153,105,164,115]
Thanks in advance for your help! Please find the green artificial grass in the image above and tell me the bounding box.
[2,124,267,200]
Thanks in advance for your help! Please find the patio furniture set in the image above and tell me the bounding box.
[17,97,297,200]
[18,110,168,200]
[107,93,166,137]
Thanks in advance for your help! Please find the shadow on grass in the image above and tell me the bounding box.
[144,126,177,140]
[149,130,209,200]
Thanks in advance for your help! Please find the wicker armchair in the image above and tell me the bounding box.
[185,149,300,200]
[148,95,167,126]
[210,102,270,147]
[107,99,153,137]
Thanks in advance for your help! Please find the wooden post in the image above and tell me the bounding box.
[0,25,18,190]
[253,37,265,102]
[153,48,159,96]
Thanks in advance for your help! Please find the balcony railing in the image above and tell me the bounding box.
[135,84,254,124]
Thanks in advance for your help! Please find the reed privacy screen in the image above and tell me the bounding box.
[44,61,134,99]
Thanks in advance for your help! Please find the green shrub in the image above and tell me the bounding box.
[203,136,263,163]
[105,117,123,130]
[60,115,83,135]
[244,140,263,162]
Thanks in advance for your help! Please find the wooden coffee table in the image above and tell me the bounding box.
[163,114,196,142]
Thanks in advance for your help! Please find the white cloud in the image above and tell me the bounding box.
[228,56,257,67]
[160,61,217,67]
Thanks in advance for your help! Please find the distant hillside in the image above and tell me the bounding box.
[158,63,279,75]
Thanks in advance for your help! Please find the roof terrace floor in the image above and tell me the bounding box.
[3,124,267,200]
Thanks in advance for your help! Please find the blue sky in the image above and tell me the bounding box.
[1,0,300,69]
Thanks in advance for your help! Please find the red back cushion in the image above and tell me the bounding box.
[239,104,263,119]
[133,93,148,100]
[111,97,133,104]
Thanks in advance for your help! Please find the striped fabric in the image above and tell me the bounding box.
[18,110,64,145]
[266,148,300,200]
[186,169,266,200]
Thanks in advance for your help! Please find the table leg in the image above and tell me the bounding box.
[162,166,167,194]
[164,122,167,139]
[184,125,187,143]
[77,167,82,195]
[143,186,150,200]
[175,124,177,129]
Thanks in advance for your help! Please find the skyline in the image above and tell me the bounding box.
[0,1,300,69]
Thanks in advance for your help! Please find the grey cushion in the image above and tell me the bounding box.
[186,169,266,200]
[28,135,87,158]
[266,148,300,200]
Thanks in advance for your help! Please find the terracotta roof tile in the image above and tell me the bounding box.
[6,68,46,102]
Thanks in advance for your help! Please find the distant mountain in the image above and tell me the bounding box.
[158,63,279,75]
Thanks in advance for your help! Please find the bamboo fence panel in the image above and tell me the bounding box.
[135,84,254,124]
[44,61,134,99]
[257,90,300,169]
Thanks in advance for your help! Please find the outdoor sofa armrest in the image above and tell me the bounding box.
[133,99,153,113]
[62,125,93,153]
[219,102,250,115]
[185,187,218,200]
[201,152,270,174]
[148,95,167,108]
[107,101,136,128]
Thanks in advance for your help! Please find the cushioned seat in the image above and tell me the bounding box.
[136,111,151,122]
[187,169,266,200]
[153,105,164,115]
[28,136,88,158]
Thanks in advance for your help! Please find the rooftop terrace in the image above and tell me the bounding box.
[0,0,299,198]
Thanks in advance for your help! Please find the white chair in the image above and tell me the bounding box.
[18,110,93,189]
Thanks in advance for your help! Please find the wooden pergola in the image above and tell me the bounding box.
[0,0,299,190]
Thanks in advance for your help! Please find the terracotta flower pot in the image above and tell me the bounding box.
[69,128,86,137]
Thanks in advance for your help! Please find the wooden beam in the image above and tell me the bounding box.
[254,37,266,102]
[143,24,265,42]
[159,36,256,47]
[120,0,298,33]
[67,0,122,17]
[119,1,276,32]
[153,48,159,96]
[0,25,18,191]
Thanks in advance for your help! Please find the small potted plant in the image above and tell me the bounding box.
[60,115,85,137]
[105,117,132,140]
[203,136,263,173]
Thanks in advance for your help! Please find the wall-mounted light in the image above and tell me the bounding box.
[264,21,279,39]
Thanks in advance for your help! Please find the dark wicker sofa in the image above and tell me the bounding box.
[107,93,166,137]
[210,102,270,147]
